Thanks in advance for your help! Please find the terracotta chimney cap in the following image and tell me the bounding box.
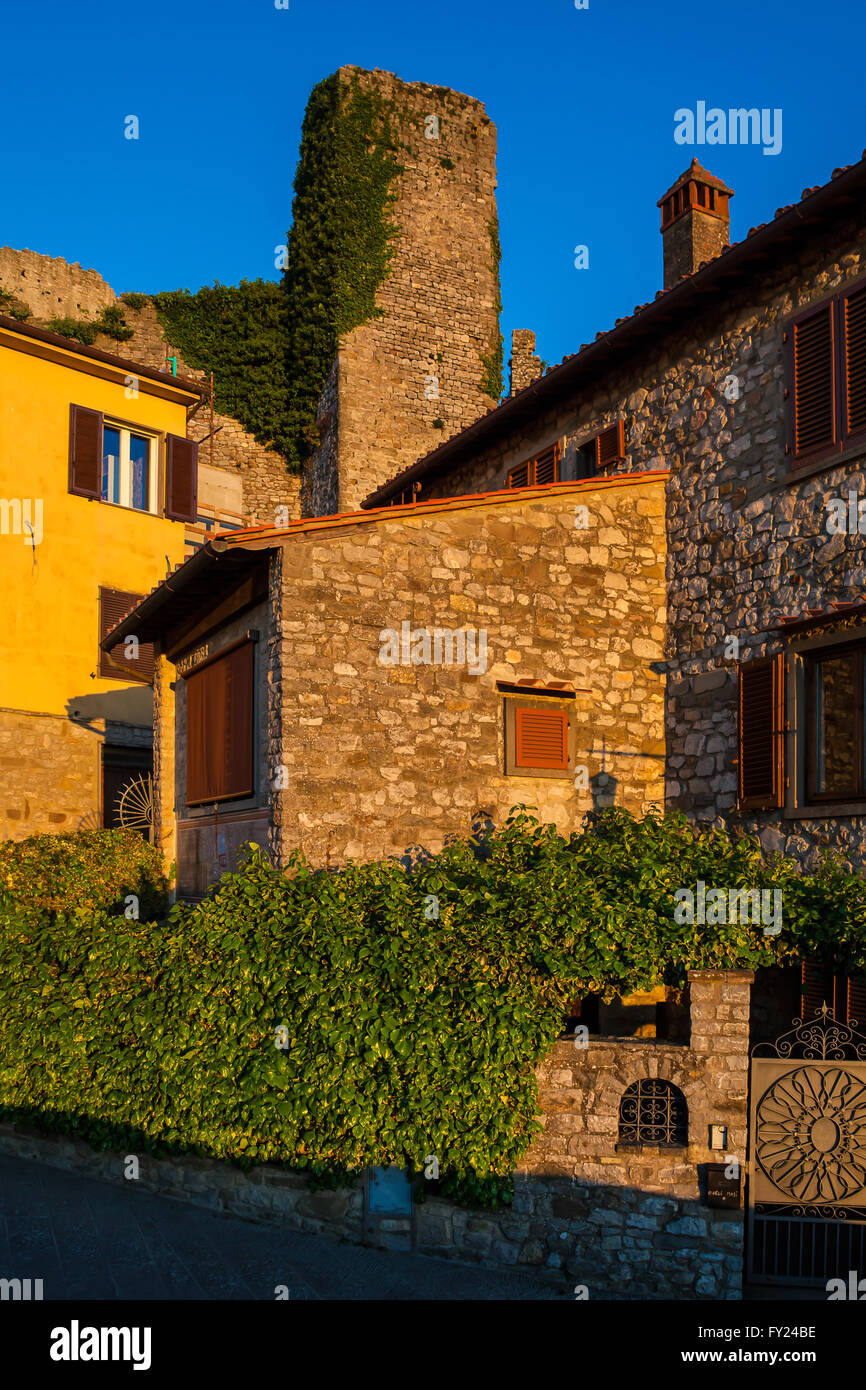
[657,159,735,206]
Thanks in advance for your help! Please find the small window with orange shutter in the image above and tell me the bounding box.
[503,691,575,778]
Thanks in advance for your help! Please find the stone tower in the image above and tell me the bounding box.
[657,159,734,290]
[300,68,502,516]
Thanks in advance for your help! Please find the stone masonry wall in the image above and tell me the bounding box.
[405,201,866,870]
[416,968,751,1298]
[509,328,543,395]
[662,218,866,867]
[0,968,751,1299]
[0,707,151,840]
[319,67,501,515]
[0,709,100,839]
[271,476,666,869]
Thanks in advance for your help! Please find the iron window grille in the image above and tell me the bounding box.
[618,1078,688,1146]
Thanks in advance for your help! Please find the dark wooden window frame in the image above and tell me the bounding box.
[576,419,627,474]
[783,626,866,818]
[783,273,866,474]
[503,692,575,779]
[69,403,166,515]
[802,957,866,1027]
[802,636,866,804]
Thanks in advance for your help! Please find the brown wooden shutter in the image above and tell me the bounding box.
[595,420,626,469]
[99,587,155,682]
[737,654,785,810]
[515,706,568,769]
[842,283,866,445]
[801,957,834,1021]
[185,640,255,805]
[165,434,198,523]
[846,974,866,1027]
[506,461,530,489]
[69,405,103,498]
[790,305,836,460]
[534,444,559,485]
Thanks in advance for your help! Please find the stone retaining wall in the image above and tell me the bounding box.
[0,968,751,1300]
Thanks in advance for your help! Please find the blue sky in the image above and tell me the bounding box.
[2,0,863,382]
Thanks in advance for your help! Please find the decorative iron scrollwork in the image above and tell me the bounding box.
[755,1064,866,1201]
[753,1002,866,1062]
[755,1201,866,1221]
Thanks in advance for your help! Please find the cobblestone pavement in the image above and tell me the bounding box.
[0,1153,567,1300]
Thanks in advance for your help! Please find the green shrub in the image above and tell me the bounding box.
[1,809,864,1206]
[46,304,133,346]
[47,315,99,345]
[0,288,30,321]
[120,292,150,311]
[0,829,168,919]
[95,304,134,342]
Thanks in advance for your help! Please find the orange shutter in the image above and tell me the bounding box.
[506,461,530,489]
[533,444,560,485]
[595,420,625,469]
[514,706,568,769]
[737,654,785,810]
[846,974,866,1027]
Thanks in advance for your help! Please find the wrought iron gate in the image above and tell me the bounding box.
[748,1004,866,1286]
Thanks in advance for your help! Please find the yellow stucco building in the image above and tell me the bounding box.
[0,313,203,839]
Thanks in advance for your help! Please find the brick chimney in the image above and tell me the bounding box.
[509,329,543,395]
[658,159,734,290]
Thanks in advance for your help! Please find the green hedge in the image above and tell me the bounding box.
[1,810,864,1202]
[0,829,168,919]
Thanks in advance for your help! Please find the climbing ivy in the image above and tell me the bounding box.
[151,280,290,452]
[281,71,403,468]
[1,808,865,1208]
[480,215,504,400]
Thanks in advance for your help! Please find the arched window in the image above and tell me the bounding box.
[618,1079,688,1146]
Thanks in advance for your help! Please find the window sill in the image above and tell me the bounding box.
[771,440,866,489]
[615,1143,688,1155]
[506,769,573,781]
[784,802,866,820]
[98,499,161,518]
